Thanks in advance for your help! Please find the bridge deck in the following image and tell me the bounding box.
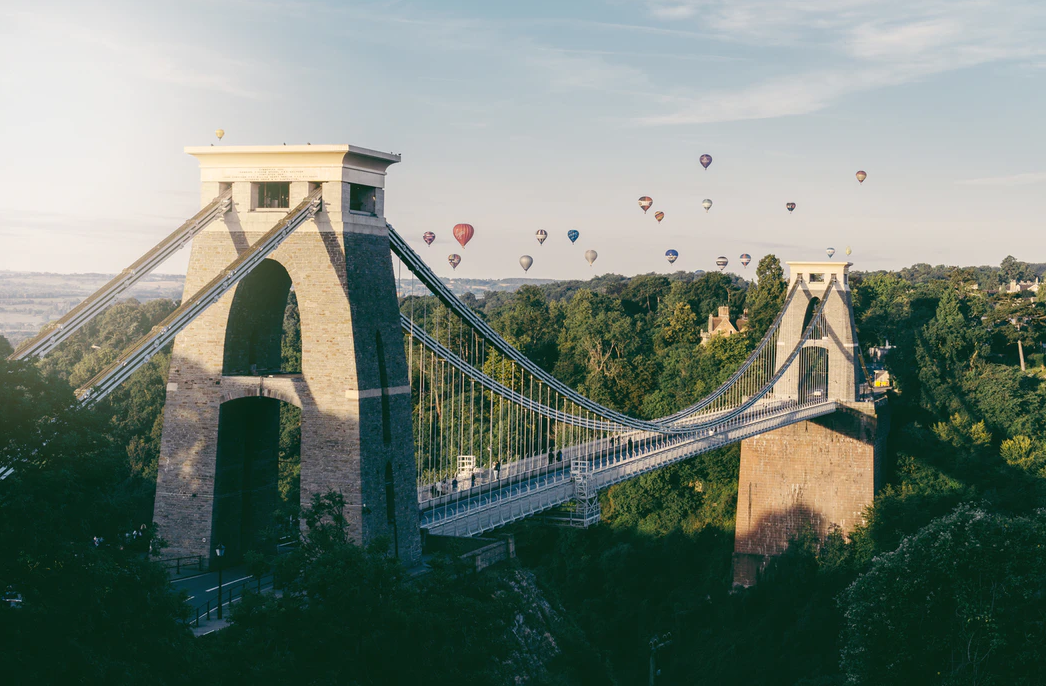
[420,400,838,537]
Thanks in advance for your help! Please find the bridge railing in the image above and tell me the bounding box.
[159,555,204,575]
[189,571,276,628]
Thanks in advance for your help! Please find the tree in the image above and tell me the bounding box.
[745,255,787,338]
[204,491,514,686]
[840,506,1046,685]
[0,354,196,684]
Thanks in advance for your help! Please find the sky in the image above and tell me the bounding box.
[1,0,1045,281]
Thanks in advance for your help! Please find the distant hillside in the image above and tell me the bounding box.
[0,271,185,345]
[0,271,559,346]
[398,276,557,297]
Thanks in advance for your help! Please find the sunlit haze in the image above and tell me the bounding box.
[2,0,1045,279]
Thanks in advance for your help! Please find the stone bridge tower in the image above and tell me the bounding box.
[154,145,421,567]
[732,261,888,587]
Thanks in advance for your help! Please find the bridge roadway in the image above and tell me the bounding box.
[420,399,839,537]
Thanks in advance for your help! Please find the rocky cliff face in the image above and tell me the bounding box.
[487,565,610,685]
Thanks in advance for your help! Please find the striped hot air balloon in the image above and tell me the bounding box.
[536,229,547,245]
[856,170,867,184]
[638,196,653,213]
[716,256,728,271]
[654,211,665,223]
[740,253,752,268]
[453,223,474,248]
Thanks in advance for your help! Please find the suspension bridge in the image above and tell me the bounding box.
[8,144,886,585]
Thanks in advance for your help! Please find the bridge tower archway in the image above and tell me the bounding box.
[154,145,421,568]
[222,259,295,376]
[774,263,860,403]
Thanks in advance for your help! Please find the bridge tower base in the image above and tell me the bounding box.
[731,399,888,588]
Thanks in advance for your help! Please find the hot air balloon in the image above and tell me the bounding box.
[786,202,796,213]
[453,223,474,248]
[519,255,533,272]
[215,128,225,141]
[536,229,547,245]
[422,231,435,246]
[585,250,598,267]
[702,199,713,213]
[700,154,712,170]
[654,211,665,223]
[567,229,580,244]
[665,249,678,264]
[856,170,867,184]
[448,254,461,270]
[638,196,653,213]
[845,246,852,256]
[826,247,836,259]
[715,256,728,271]
[740,253,752,268]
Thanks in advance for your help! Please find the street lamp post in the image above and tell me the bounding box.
[649,632,673,686]
[215,543,225,620]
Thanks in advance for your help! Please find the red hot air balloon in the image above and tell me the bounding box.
[654,211,665,223]
[453,223,474,248]
[423,231,435,246]
[638,196,653,213]
[700,154,712,170]
[785,202,796,214]
[740,253,752,268]
[448,254,461,270]
[856,170,867,184]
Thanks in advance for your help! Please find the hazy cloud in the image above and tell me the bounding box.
[634,0,1046,126]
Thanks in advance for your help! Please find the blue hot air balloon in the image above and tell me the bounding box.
[665,249,678,264]
[567,229,579,244]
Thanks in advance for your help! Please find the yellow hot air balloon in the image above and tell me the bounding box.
[845,246,852,256]
[215,129,225,141]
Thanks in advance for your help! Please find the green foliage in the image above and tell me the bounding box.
[204,491,516,686]
[841,506,1046,685]
[745,254,787,337]
[0,354,195,684]
[281,290,302,373]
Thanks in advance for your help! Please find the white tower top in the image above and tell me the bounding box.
[184,144,400,187]
[786,261,853,289]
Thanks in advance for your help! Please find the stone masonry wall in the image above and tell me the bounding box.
[732,400,888,587]
[154,178,420,567]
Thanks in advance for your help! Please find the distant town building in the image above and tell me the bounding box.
[1006,278,1040,294]
[701,306,748,344]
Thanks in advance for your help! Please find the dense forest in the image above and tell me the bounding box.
[2,254,1046,684]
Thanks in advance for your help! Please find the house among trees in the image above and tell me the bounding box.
[701,305,748,344]
[1006,278,1040,294]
